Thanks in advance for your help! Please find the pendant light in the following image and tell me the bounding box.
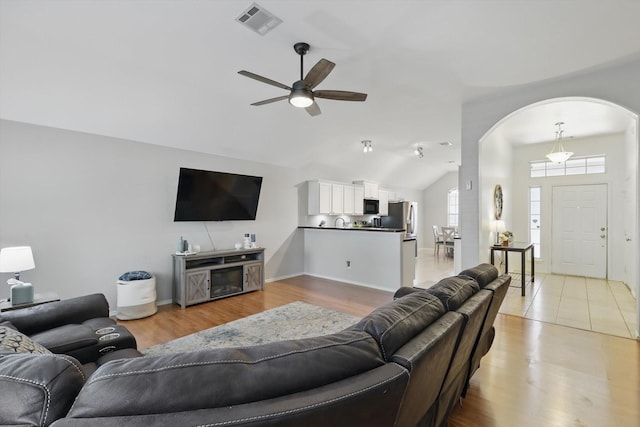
[546,121,573,163]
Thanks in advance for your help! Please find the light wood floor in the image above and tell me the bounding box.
[118,276,640,427]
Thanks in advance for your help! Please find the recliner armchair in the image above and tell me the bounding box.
[0,293,140,368]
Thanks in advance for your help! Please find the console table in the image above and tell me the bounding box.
[490,242,534,296]
[172,248,264,309]
[0,292,60,312]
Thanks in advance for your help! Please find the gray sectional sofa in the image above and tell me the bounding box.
[0,263,510,427]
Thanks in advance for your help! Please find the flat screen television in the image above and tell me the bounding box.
[173,168,263,221]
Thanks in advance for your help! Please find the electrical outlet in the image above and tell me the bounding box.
[346,260,351,268]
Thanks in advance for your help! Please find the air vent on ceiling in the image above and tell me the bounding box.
[236,3,283,35]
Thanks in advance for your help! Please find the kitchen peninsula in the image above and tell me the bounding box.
[300,226,416,291]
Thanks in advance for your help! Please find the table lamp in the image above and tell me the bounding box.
[493,220,506,245]
[0,246,35,304]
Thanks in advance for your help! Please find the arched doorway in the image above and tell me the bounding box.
[475,97,638,338]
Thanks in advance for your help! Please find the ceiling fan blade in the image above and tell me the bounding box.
[238,70,291,91]
[303,59,335,89]
[314,90,367,102]
[305,102,321,116]
[251,95,289,106]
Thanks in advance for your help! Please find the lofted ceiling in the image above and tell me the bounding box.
[1,1,640,190]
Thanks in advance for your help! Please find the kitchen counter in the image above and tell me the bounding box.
[298,226,406,233]
[301,227,416,291]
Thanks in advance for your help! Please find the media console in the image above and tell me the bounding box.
[172,248,264,309]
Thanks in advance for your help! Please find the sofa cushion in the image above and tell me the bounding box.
[0,326,51,354]
[30,324,98,354]
[0,320,17,330]
[426,275,480,311]
[459,263,499,288]
[351,292,446,360]
[0,353,85,426]
[66,330,384,418]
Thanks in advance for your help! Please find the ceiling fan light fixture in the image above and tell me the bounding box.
[289,92,313,108]
[288,81,314,108]
[546,121,574,164]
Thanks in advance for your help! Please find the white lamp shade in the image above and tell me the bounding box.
[0,246,35,273]
[494,220,506,233]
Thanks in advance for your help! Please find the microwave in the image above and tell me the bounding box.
[363,198,379,214]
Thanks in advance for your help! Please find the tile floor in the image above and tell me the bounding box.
[414,248,638,340]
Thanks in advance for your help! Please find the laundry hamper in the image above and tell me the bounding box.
[116,271,157,320]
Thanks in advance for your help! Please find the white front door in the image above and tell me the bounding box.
[551,184,608,278]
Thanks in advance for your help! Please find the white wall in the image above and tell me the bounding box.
[510,133,626,278]
[0,120,305,307]
[478,132,512,262]
[422,171,458,248]
[624,122,639,297]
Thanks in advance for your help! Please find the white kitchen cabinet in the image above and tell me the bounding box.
[308,180,344,215]
[331,184,344,214]
[308,180,331,215]
[353,180,379,199]
[343,185,355,215]
[378,190,389,216]
[354,185,364,215]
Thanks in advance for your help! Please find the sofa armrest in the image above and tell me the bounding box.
[0,294,110,336]
[0,353,86,426]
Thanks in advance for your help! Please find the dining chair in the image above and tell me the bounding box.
[441,227,456,257]
[432,225,444,256]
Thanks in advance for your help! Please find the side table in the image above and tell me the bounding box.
[490,242,534,296]
[0,292,60,312]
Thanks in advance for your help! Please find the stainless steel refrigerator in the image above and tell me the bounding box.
[381,201,418,240]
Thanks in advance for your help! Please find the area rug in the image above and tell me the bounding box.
[142,301,361,356]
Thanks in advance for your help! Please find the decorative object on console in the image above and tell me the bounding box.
[0,246,35,304]
[499,231,513,246]
[546,121,574,163]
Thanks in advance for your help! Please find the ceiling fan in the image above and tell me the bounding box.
[238,42,367,116]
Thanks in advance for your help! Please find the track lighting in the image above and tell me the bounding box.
[362,140,373,153]
[414,146,424,159]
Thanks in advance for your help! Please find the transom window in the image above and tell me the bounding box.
[530,155,605,178]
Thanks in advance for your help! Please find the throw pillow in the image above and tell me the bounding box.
[0,326,51,354]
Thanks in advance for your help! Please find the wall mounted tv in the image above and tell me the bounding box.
[173,168,263,221]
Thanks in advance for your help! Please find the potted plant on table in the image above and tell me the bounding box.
[499,231,513,246]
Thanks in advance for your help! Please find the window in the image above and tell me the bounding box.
[447,188,458,227]
[530,155,605,178]
[529,187,541,258]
